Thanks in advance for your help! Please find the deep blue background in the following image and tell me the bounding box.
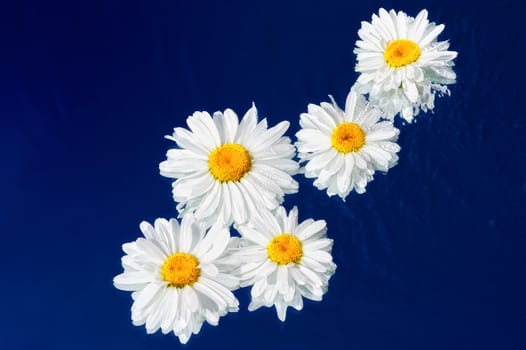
[1,0,525,349]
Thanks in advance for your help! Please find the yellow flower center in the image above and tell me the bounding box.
[267,234,303,265]
[331,122,366,154]
[161,253,200,288]
[384,39,421,68]
[208,143,252,182]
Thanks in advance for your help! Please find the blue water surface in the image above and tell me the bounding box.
[1,0,525,349]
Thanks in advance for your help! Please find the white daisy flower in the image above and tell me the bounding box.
[159,104,299,227]
[113,215,240,344]
[353,8,458,122]
[236,206,336,322]
[296,88,400,200]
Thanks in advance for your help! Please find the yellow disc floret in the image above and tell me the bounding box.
[208,143,252,182]
[331,122,366,154]
[384,39,421,68]
[267,234,303,265]
[161,253,200,288]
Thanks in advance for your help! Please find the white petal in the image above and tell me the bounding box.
[200,263,219,278]
[194,182,222,223]
[186,111,221,149]
[161,288,179,333]
[131,282,164,314]
[179,214,200,252]
[305,250,334,264]
[379,8,397,40]
[366,126,398,142]
[408,9,429,42]
[223,109,240,143]
[193,222,230,263]
[171,127,210,156]
[304,150,337,174]
[237,226,270,246]
[402,79,419,103]
[182,286,199,313]
[249,121,289,153]
[275,302,288,322]
[154,218,177,253]
[219,183,232,225]
[301,110,334,134]
[113,271,154,291]
[145,287,167,333]
[277,266,290,295]
[251,278,267,298]
[200,277,238,308]
[296,220,327,241]
[289,266,307,285]
[286,206,298,234]
[419,24,445,47]
[228,182,248,224]
[193,281,227,310]
[237,103,258,144]
[135,239,165,264]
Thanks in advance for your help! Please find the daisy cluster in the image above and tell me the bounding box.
[114,8,456,344]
